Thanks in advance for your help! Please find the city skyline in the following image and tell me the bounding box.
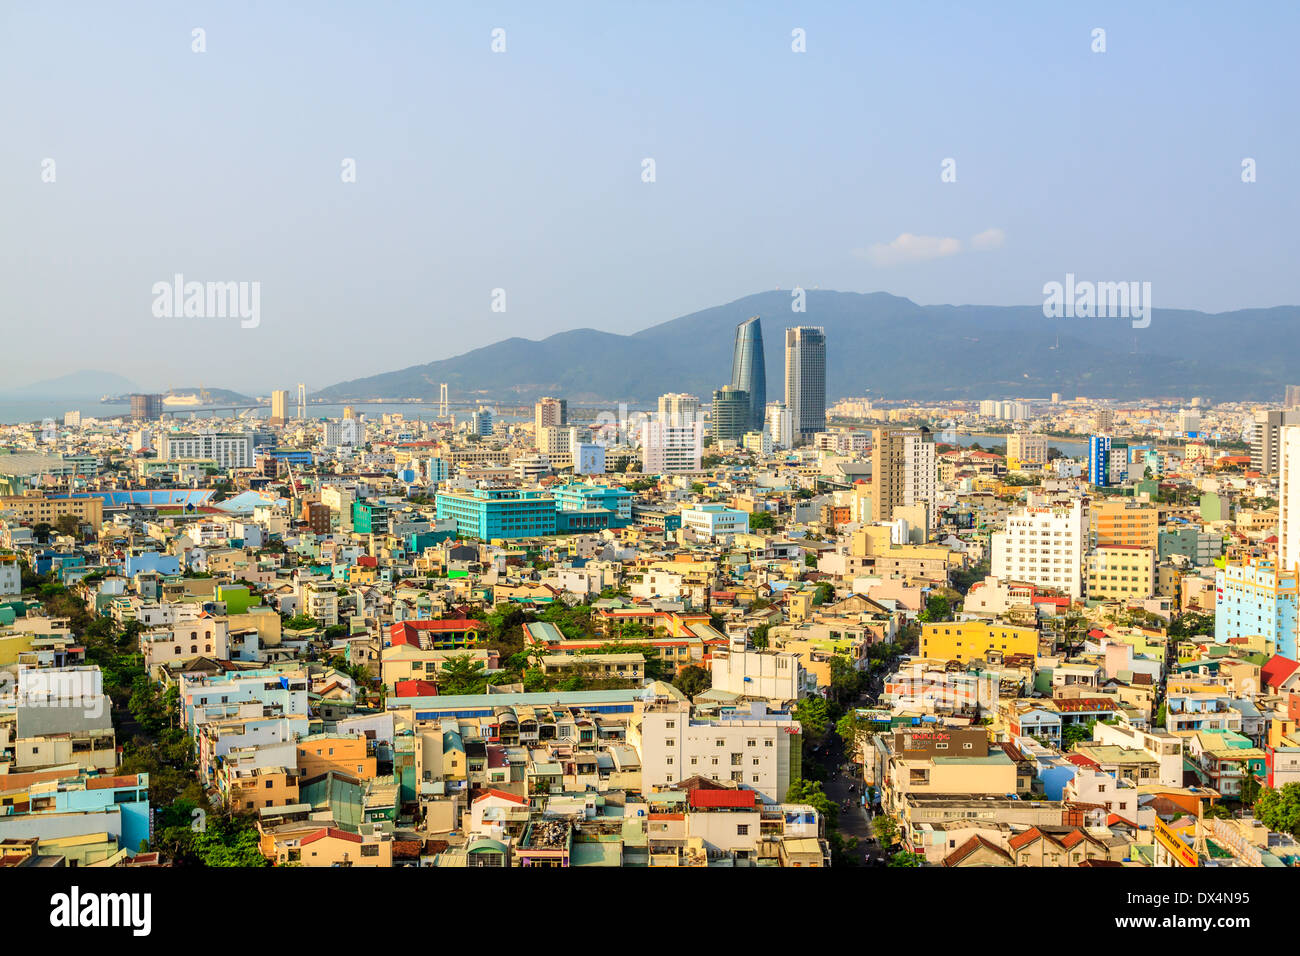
[5,3,1300,391]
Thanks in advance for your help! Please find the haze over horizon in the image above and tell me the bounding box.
[5,1,1298,393]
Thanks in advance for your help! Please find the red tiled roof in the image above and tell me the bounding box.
[688,789,756,809]
[943,834,1012,867]
[1262,655,1300,693]
[394,679,439,698]
[473,788,527,806]
[301,826,361,846]
[389,619,486,645]
[1007,827,1044,851]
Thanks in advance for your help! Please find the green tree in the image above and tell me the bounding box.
[1255,783,1300,836]
[1062,720,1096,750]
[672,664,711,699]
[887,850,922,867]
[750,623,770,651]
[916,594,952,623]
[793,696,831,747]
[439,654,488,695]
[1240,771,1263,807]
[836,710,873,760]
[748,510,775,530]
[873,814,898,848]
[813,582,835,606]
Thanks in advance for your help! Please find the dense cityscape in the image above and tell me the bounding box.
[3,309,1300,883]
[8,2,1299,940]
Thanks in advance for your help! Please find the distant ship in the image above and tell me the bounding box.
[163,393,203,407]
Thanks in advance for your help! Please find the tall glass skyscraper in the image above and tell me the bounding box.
[784,326,826,440]
[730,316,766,432]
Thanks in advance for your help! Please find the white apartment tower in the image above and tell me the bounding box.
[766,401,793,450]
[640,418,703,474]
[657,393,702,428]
[1280,425,1300,572]
[990,499,1087,600]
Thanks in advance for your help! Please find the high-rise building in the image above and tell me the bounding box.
[991,500,1087,600]
[766,402,792,450]
[1286,386,1300,409]
[129,394,164,421]
[640,419,703,474]
[1252,409,1300,474]
[871,427,936,529]
[471,407,495,437]
[270,389,290,425]
[1215,559,1299,659]
[539,425,579,467]
[730,316,767,432]
[1007,432,1048,466]
[711,386,750,443]
[1088,435,1128,487]
[657,393,701,428]
[1177,408,1201,436]
[1280,425,1300,573]
[534,397,567,434]
[784,326,826,442]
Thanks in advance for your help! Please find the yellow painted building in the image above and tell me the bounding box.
[0,494,103,527]
[919,621,1039,663]
[1085,546,1156,601]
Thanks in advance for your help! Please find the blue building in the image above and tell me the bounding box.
[1215,559,1299,659]
[731,316,767,432]
[268,448,314,467]
[553,483,634,527]
[1088,435,1128,487]
[124,552,182,577]
[435,488,558,539]
[471,408,495,437]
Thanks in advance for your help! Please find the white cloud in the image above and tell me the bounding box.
[855,228,1005,267]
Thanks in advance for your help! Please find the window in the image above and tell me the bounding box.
[736,824,749,836]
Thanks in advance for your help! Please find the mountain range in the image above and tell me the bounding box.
[311,291,1298,405]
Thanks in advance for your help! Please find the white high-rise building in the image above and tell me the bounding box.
[324,420,357,449]
[990,499,1087,600]
[640,418,703,474]
[766,401,793,450]
[901,429,937,526]
[657,393,702,428]
[1007,432,1048,465]
[1279,425,1300,573]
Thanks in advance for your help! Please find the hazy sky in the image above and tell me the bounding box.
[3,1,1298,394]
